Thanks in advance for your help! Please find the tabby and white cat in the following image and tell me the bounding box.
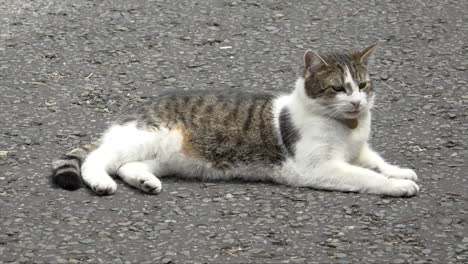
[52,44,419,197]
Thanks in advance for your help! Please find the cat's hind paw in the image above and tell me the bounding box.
[139,178,162,194]
[382,167,418,181]
[87,176,117,195]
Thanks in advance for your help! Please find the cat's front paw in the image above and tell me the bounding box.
[382,166,418,181]
[382,178,420,197]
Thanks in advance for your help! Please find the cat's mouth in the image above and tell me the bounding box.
[345,110,360,115]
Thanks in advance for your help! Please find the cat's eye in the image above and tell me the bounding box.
[332,86,345,92]
[359,82,367,89]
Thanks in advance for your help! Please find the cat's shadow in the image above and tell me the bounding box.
[84,174,410,199]
[87,173,282,197]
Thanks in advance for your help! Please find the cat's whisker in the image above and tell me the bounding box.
[372,108,383,114]
[325,110,342,121]
[371,104,388,114]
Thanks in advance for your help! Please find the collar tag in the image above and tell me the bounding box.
[344,119,358,129]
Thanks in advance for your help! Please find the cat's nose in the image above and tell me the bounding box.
[351,100,361,109]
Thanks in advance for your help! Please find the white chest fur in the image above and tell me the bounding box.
[294,115,370,164]
[340,116,371,161]
[275,91,372,167]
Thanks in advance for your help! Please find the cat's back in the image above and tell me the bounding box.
[119,90,276,129]
[119,91,285,168]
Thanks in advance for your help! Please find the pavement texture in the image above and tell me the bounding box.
[0,0,467,263]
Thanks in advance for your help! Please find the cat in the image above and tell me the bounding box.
[51,44,419,197]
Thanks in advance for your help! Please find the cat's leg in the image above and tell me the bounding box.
[81,122,163,195]
[81,148,118,195]
[117,160,163,194]
[285,160,419,197]
[355,143,417,181]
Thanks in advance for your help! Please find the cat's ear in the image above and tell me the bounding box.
[359,42,381,65]
[304,50,329,69]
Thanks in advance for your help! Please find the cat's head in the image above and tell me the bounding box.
[300,44,379,119]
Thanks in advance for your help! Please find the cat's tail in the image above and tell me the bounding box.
[51,142,99,190]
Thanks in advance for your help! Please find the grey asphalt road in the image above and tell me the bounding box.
[0,0,467,263]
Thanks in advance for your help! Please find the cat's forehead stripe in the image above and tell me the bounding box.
[343,66,358,92]
[343,66,354,84]
[327,52,360,82]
